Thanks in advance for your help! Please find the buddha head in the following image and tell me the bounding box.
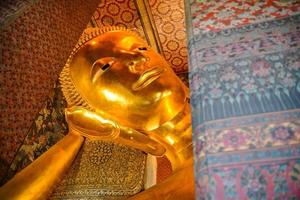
[60,27,188,132]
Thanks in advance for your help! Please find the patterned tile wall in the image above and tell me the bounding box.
[187,0,300,199]
[149,0,189,73]
[0,0,100,184]
[1,81,68,185]
[92,0,145,38]
[0,0,36,27]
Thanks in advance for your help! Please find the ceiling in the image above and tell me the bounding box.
[90,0,188,75]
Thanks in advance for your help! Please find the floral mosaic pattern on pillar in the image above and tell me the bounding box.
[187,0,300,199]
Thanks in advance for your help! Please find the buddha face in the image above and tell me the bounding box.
[69,30,187,131]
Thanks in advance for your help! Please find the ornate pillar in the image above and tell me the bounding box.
[186,1,300,199]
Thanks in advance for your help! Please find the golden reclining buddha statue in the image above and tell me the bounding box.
[0,27,195,200]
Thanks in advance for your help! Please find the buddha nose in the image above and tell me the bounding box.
[127,58,148,74]
[117,49,148,73]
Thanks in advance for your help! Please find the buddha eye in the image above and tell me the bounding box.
[138,47,147,51]
[91,59,114,83]
[101,63,110,71]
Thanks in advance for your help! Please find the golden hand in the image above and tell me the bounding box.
[65,106,166,156]
[65,106,120,140]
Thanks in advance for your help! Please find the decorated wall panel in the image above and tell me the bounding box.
[188,0,300,199]
[1,81,68,185]
[149,0,189,73]
[0,0,100,184]
[92,0,145,37]
[0,0,37,26]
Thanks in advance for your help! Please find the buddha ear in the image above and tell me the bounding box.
[65,106,120,140]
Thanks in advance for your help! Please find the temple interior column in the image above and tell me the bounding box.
[186,0,300,199]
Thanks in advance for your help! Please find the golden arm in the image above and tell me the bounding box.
[0,133,84,200]
[65,107,166,156]
[0,106,167,200]
[0,107,125,199]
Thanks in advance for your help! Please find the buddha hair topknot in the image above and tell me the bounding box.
[59,26,146,110]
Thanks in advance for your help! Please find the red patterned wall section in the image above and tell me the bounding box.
[92,0,145,37]
[149,0,188,73]
[0,0,100,182]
